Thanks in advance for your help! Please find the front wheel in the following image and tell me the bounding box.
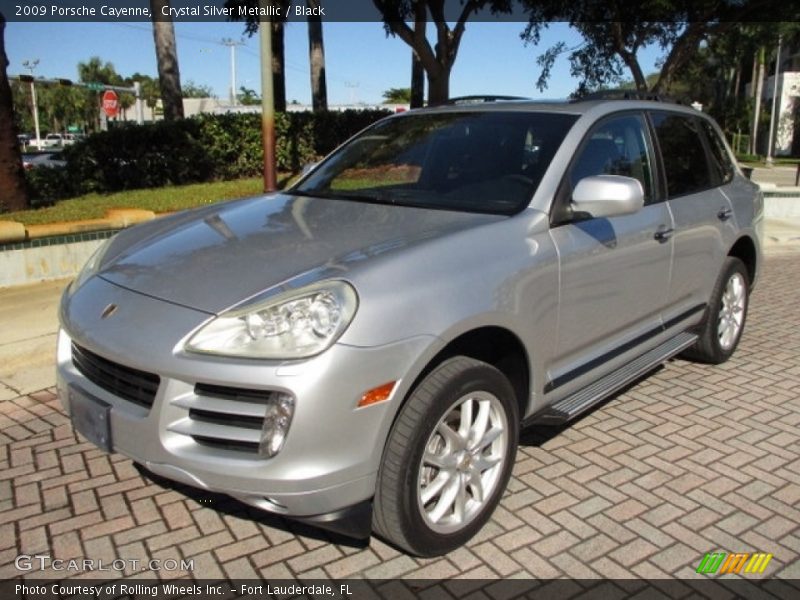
[373,356,519,556]
[682,256,749,364]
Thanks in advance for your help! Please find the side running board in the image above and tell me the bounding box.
[534,332,698,425]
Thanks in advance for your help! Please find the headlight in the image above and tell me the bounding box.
[70,237,114,294]
[185,281,358,359]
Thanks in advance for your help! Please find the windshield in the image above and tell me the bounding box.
[292,111,578,215]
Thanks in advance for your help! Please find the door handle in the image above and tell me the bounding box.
[654,227,674,243]
[718,207,733,221]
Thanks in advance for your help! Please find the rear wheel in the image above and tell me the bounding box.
[373,356,519,556]
[682,257,749,364]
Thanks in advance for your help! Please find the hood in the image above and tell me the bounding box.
[99,193,501,314]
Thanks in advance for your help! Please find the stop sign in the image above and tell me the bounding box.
[102,90,119,118]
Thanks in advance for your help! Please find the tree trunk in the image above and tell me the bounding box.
[272,20,286,112]
[307,0,327,111]
[0,12,28,212]
[150,0,184,120]
[411,51,424,108]
[410,4,426,108]
[427,67,449,106]
[732,62,742,104]
[751,47,765,155]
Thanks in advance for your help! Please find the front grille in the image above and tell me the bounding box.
[71,342,160,409]
[188,408,264,431]
[192,436,261,453]
[168,384,283,455]
[194,383,275,403]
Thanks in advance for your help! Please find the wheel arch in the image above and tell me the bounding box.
[401,326,531,426]
[728,235,758,286]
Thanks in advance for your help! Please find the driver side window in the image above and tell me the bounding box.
[569,114,654,204]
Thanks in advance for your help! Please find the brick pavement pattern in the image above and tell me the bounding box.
[1,256,799,580]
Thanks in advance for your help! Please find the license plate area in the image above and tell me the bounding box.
[69,385,112,452]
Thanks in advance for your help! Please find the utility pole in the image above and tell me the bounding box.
[766,35,783,166]
[345,81,360,105]
[133,81,144,125]
[221,38,244,106]
[22,59,41,149]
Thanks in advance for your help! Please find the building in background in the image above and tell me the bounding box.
[749,42,800,157]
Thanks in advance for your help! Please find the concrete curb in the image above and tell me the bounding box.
[0,220,26,243]
[0,208,156,243]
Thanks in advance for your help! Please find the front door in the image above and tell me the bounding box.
[548,113,674,397]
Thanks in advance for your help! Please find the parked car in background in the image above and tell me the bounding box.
[63,133,85,146]
[22,152,67,170]
[57,96,762,556]
[41,133,65,148]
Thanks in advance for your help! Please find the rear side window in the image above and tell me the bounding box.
[651,113,712,198]
[700,119,735,185]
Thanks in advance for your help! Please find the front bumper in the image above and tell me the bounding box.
[57,276,438,519]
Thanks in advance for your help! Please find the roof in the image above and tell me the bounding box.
[407,95,705,119]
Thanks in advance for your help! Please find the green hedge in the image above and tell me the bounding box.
[26,109,391,204]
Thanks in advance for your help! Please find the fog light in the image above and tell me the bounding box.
[259,394,295,458]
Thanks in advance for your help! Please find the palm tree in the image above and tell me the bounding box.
[307,0,327,111]
[0,12,29,211]
[149,0,184,120]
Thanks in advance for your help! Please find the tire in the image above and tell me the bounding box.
[682,257,749,364]
[373,356,519,556]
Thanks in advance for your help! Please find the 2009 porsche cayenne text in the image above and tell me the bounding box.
[58,98,762,556]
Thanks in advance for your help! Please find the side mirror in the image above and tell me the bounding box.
[571,175,644,219]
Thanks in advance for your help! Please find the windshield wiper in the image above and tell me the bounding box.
[291,187,395,206]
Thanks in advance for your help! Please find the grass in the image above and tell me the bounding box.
[3,177,292,226]
[737,156,800,168]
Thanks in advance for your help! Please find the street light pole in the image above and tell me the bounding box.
[22,59,41,149]
[766,35,783,166]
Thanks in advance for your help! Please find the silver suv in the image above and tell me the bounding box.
[57,99,762,556]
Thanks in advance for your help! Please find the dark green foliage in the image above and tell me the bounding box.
[64,120,213,194]
[25,165,73,207]
[25,109,391,203]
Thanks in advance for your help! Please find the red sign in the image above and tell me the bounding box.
[102,90,119,118]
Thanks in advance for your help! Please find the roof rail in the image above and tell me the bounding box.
[570,90,687,104]
[443,95,530,105]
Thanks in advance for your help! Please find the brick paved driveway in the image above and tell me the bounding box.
[2,256,799,581]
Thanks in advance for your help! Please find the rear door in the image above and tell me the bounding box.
[649,111,734,326]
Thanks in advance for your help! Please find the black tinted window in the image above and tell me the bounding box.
[570,114,654,203]
[651,113,712,197]
[700,119,734,185]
